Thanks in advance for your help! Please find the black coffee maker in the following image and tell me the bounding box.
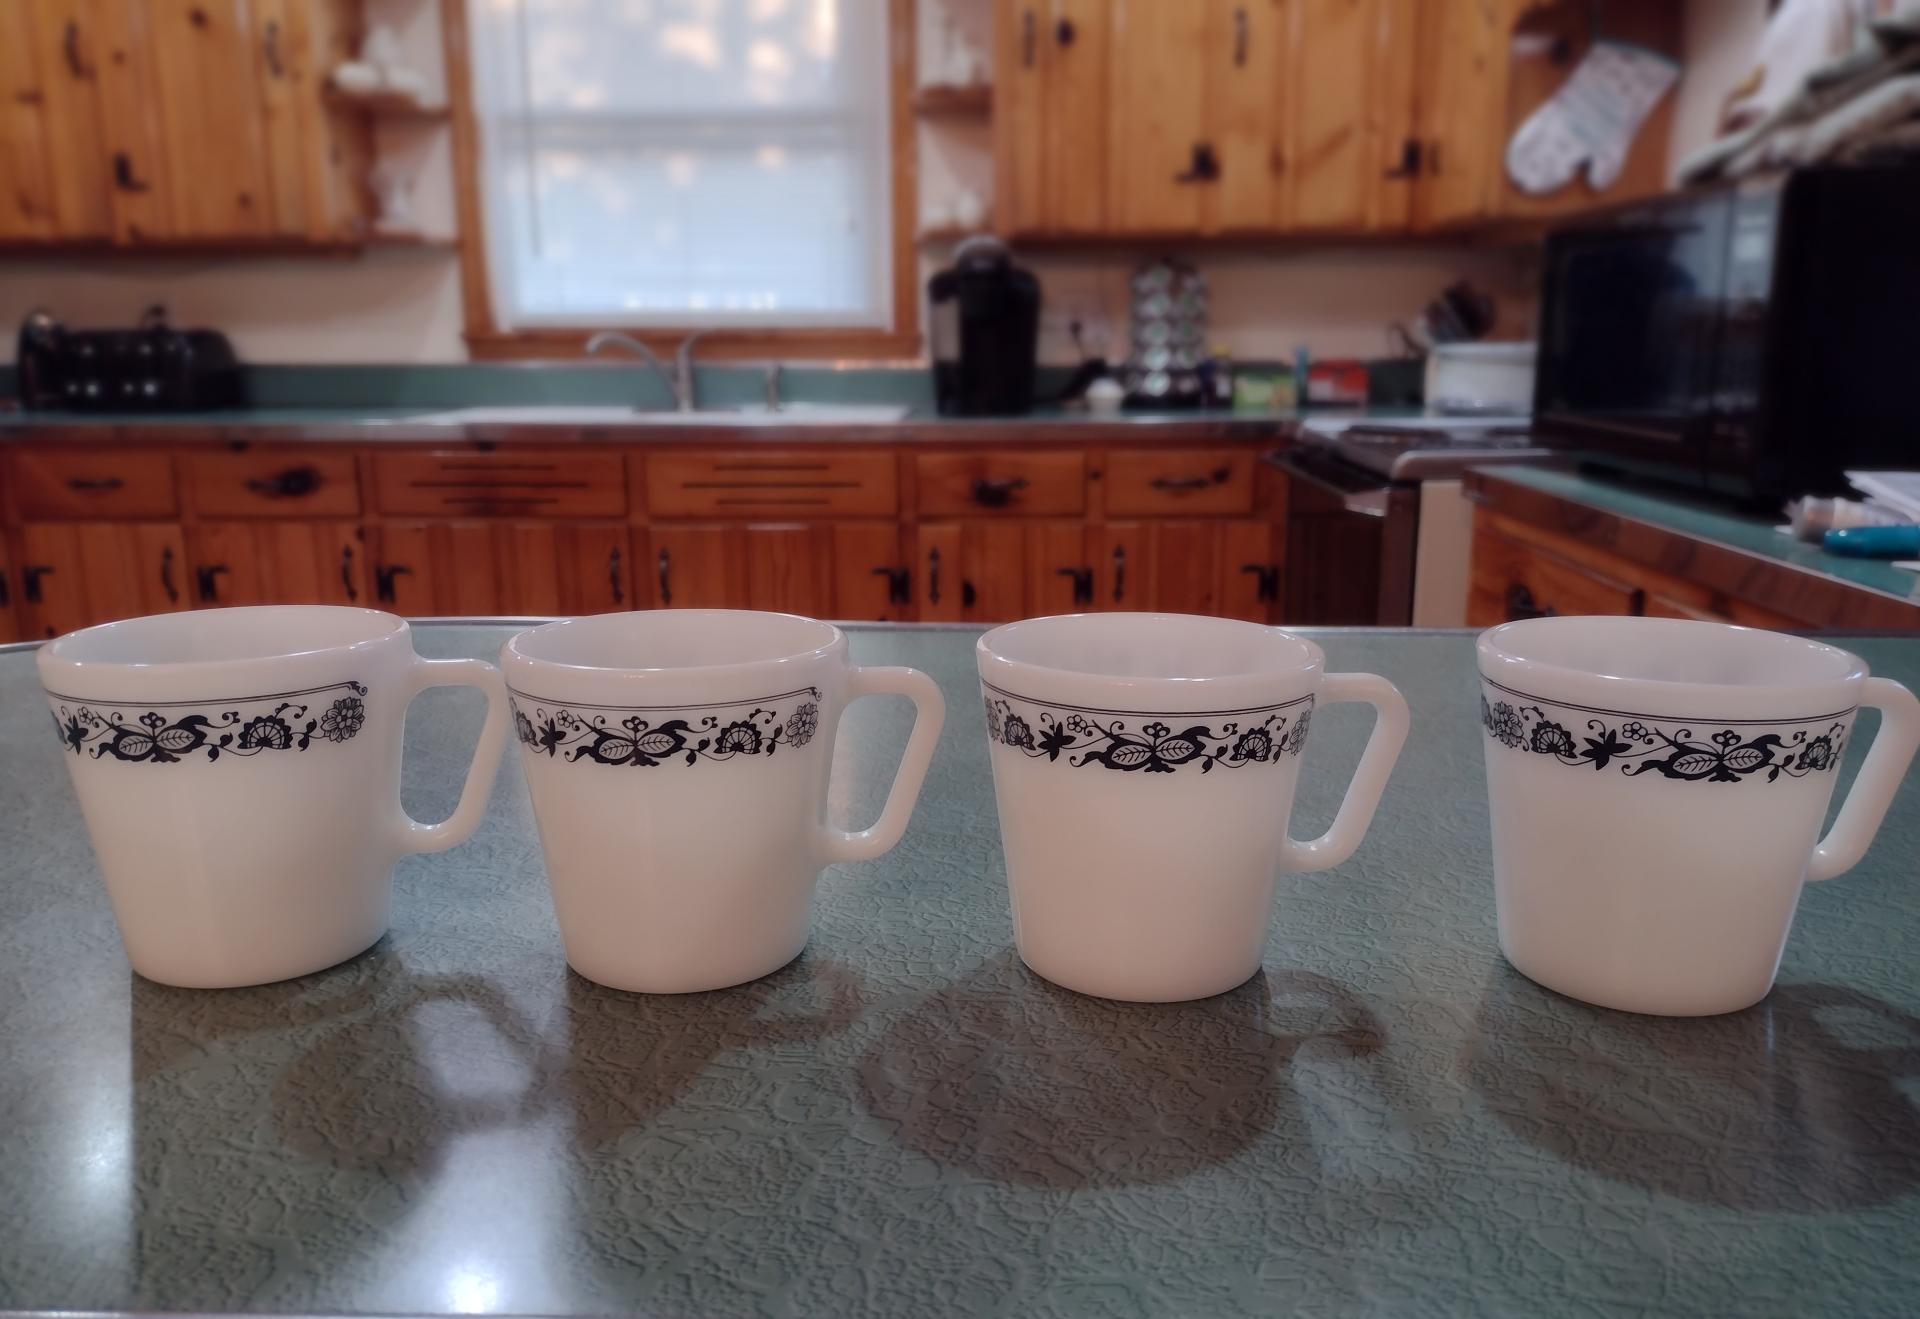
[928,237,1040,416]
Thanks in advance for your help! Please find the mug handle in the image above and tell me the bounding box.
[1281,672,1410,874]
[397,657,511,855]
[1807,676,1920,881]
[818,666,947,865]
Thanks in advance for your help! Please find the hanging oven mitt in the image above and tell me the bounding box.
[1506,40,1681,194]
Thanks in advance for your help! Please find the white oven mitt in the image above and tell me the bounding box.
[1506,40,1680,194]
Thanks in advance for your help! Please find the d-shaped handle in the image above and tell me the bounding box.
[971,475,1030,508]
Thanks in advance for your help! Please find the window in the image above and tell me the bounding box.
[469,0,900,335]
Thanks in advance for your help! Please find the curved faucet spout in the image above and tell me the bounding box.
[585,332,686,411]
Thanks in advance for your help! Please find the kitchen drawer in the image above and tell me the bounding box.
[1104,450,1256,516]
[1468,522,1641,625]
[645,450,897,518]
[915,452,1085,517]
[183,452,361,517]
[372,451,628,517]
[10,451,177,519]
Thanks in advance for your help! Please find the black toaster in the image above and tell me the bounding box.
[16,306,243,412]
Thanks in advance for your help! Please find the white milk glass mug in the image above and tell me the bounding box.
[38,606,510,988]
[502,610,945,993]
[977,613,1410,1002]
[1479,616,1920,1016]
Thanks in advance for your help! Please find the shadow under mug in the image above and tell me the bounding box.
[1479,616,1920,1017]
[502,610,946,994]
[977,613,1411,1003]
[38,606,510,988]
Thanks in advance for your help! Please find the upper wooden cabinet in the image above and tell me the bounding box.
[996,0,1679,240]
[0,0,370,246]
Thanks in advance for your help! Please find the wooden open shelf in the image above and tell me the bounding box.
[913,84,992,117]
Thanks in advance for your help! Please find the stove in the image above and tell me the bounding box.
[1268,417,1555,628]
[1329,422,1553,481]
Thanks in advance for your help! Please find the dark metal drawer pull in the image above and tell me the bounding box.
[971,475,1030,508]
[608,546,625,605]
[871,566,910,606]
[244,466,322,499]
[656,549,672,606]
[159,546,178,604]
[1056,565,1093,607]
[66,476,124,492]
[340,546,358,602]
[1150,467,1231,493]
[196,563,230,603]
[22,565,52,605]
[1240,562,1279,603]
[1505,583,1557,621]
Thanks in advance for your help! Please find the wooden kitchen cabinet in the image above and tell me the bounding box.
[1104,0,1285,234]
[1283,0,1424,231]
[15,522,189,639]
[188,520,367,607]
[370,521,633,616]
[996,0,1112,235]
[0,0,369,246]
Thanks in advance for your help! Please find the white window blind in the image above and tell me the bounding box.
[470,0,893,329]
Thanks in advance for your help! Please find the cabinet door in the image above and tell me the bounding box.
[997,0,1110,235]
[560,523,633,615]
[1026,521,1094,616]
[832,523,910,622]
[1283,0,1379,231]
[1139,521,1225,616]
[148,0,271,237]
[250,0,308,237]
[1368,0,1422,230]
[27,0,113,238]
[1218,519,1282,622]
[90,0,174,241]
[1106,0,1208,233]
[1091,523,1150,612]
[1413,0,1508,230]
[189,521,366,607]
[741,525,834,617]
[650,525,745,610]
[1205,0,1284,232]
[0,535,21,643]
[914,523,1029,624]
[18,522,189,638]
[0,4,58,239]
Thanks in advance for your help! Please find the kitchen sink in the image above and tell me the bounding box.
[405,403,912,426]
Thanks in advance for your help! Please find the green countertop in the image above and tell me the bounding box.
[1485,465,1920,607]
[4,623,1920,1317]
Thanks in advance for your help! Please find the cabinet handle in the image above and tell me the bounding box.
[1112,544,1127,603]
[63,21,91,78]
[1056,566,1093,607]
[1055,16,1076,46]
[962,580,977,609]
[1504,583,1556,621]
[656,548,672,606]
[1150,468,1230,493]
[65,475,124,492]
[970,475,1030,508]
[1384,138,1423,179]
[1240,563,1280,604]
[871,565,910,606]
[0,569,9,608]
[112,152,151,194]
[244,466,321,498]
[195,563,230,604]
[1021,9,1036,66]
[608,546,624,606]
[1232,6,1249,65]
[1174,143,1222,184]
[374,563,412,605]
[159,545,179,604]
[22,565,52,605]
[339,546,358,602]
[927,546,942,606]
[263,20,285,78]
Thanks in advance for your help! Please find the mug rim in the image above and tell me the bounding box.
[1478,616,1867,696]
[504,609,845,678]
[977,612,1325,690]
[37,606,407,679]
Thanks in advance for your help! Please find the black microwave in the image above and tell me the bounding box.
[1533,165,1920,503]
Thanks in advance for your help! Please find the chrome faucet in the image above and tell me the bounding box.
[585,330,709,412]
